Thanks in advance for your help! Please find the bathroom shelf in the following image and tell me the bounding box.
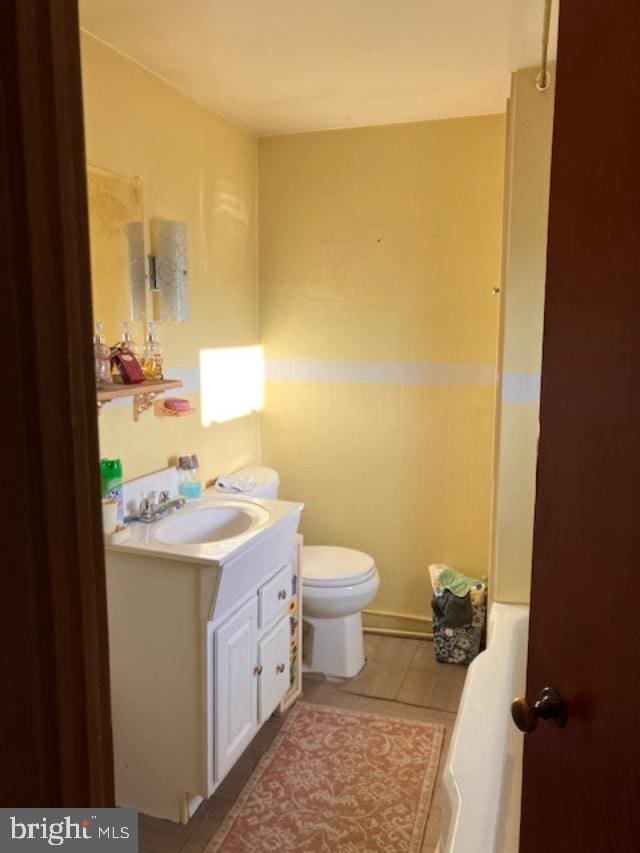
[97,378,183,422]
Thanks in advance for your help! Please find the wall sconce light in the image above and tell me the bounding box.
[148,219,190,322]
[126,221,146,322]
[200,346,265,426]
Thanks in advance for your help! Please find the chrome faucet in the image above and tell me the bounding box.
[125,490,186,524]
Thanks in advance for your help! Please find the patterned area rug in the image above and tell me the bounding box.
[207,701,444,852]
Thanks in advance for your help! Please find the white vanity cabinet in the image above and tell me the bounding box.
[105,494,303,825]
[213,566,292,782]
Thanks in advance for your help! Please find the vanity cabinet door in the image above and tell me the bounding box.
[214,597,258,781]
[257,615,290,724]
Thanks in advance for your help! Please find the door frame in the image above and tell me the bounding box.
[1,0,113,805]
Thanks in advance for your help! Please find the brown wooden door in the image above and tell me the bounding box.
[520,1,640,850]
[0,0,113,806]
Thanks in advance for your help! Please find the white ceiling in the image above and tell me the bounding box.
[79,0,558,136]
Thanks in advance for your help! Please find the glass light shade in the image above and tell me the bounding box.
[126,221,146,322]
[151,219,190,323]
[200,346,265,425]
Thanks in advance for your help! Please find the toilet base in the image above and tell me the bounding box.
[303,612,365,679]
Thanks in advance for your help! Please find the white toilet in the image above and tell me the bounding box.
[301,545,379,678]
[215,467,380,678]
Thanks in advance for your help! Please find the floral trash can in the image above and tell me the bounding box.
[429,563,487,665]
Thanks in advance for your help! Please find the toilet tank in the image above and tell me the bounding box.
[214,466,280,499]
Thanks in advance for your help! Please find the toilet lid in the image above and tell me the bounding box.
[302,546,376,588]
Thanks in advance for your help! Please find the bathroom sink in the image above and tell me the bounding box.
[153,503,269,545]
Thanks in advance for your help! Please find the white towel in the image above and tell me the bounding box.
[216,474,257,493]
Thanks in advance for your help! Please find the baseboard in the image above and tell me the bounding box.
[362,608,433,638]
[364,626,433,640]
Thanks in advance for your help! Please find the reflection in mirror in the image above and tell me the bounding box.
[127,221,146,321]
[87,166,146,344]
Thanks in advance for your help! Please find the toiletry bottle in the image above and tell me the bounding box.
[112,321,145,384]
[100,458,124,524]
[142,321,164,380]
[119,321,140,358]
[93,322,113,386]
[177,454,202,499]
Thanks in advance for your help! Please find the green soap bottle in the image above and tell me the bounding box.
[100,458,123,525]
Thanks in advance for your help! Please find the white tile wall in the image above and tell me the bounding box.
[266,359,497,387]
[501,372,541,403]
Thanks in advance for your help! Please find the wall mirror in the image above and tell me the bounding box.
[87,165,146,343]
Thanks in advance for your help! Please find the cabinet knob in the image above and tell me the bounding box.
[253,665,263,676]
[278,589,288,600]
[276,663,286,674]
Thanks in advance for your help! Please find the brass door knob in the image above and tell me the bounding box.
[511,686,567,733]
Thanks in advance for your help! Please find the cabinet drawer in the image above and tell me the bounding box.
[258,616,290,723]
[258,564,291,629]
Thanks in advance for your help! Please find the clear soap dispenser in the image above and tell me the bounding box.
[119,321,140,359]
[178,454,202,499]
[93,322,113,386]
[142,321,164,380]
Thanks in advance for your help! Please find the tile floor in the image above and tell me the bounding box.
[139,634,466,853]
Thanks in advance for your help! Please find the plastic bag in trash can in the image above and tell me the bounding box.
[429,563,487,665]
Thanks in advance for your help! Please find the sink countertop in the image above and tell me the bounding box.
[105,494,304,567]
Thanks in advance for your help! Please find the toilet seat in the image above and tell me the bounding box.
[302,546,376,588]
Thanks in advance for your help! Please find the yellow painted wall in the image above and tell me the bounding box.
[81,33,260,481]
[491,67,555,604]
[259,117,505,627]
